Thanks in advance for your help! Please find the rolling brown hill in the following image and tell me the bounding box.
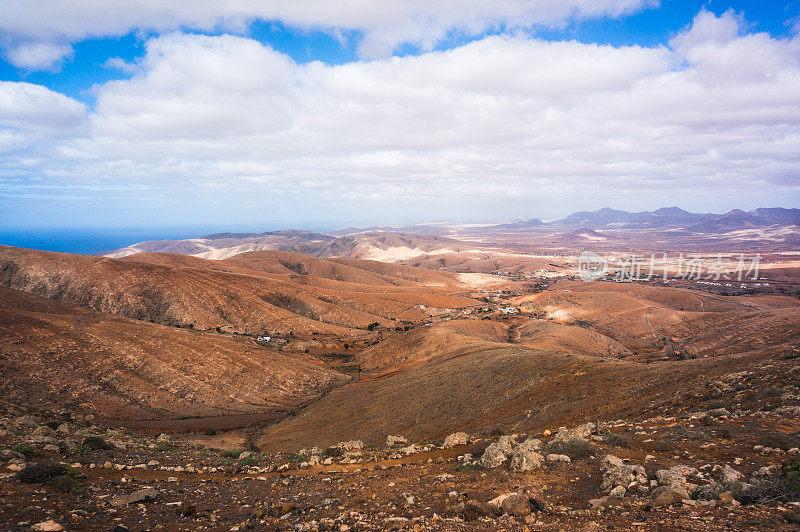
[0,246,479,335]
[0,286,348,422]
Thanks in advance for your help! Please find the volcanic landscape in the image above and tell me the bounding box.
[1,207,800,531]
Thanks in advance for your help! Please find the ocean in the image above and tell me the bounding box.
[0,228,204,255]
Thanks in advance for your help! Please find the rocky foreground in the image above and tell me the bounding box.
[2,405,800,531]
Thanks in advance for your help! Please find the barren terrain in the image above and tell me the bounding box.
[1,216,799,530]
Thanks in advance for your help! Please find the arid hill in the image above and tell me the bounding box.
[0,246,478,335]
[0,286,348,422]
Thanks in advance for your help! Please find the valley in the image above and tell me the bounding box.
[1,210,799,530]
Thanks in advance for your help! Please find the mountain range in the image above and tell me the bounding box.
[496,206,800,231]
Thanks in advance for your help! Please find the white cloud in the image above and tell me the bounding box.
[2,9,799,220]
[3,41,74,70]
[0,82,86,155]
[0,0,656,68]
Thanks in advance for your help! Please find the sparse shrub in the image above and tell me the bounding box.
[280,451,302,463]
[240,454,261,466]
[652,438,675,453]
[81,436,112,451]
[490,427,505,437]
[203,428,217,436]
[744,463,800,504]
[468,440,490,458]
[455,463,480,471]
[12,444,38,459]
[43,421,60,430]
[785,512,800,525]
[716,428,733,439]
[546,439,594,460]
[604,432,631,448]
[700,415,716,427]
[366,322,380,331]
[323,447,343,457]
[224,449,244,459]
[17,462,68,484]
[69,445,89,456]
[756,432,796,450]
[762,387,784,399]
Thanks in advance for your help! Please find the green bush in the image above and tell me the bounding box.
[223,449,244,459]
[546,439,595,460]
[12,444,39,459]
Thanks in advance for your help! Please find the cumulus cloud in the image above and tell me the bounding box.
[1,9,799,220]
[0,0,655,68]
[0,82,86,156]
[3,41,74,70]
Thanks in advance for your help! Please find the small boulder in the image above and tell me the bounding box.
[718,465,743,486]
[501,494,532,517]
[477,435,516,469]
[609,486,626,499]
[110,488,158,507]
[386,435,407,447]
[443,432,469,448]
[600,455,646,493]
[335,440,364,451]
[31,520,64,532]
[655,465,697,499]
[32,426,57,438]
[510,439,544,472]
[553,422,594,443]
[651,487,685,507]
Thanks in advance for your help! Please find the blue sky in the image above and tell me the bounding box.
[0,0,798,233]
[2,1,798,106]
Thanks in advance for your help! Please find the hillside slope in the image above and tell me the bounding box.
[0,246,478,335]
[0,286,348,421]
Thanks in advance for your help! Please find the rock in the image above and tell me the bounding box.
[335,440,363,451]
[478,439,513,469]
[753,465,781,478]
[110,488,158,507]
[443,432,470,448]
[553,422,594,443]
[15,416,40,429]
[589,496,610,508]
[600,455,646,493]
[386,435,407,447]
[547,454,570,462]
[718,491,738,505]
[655,465,697,498]
[56,423,71,435]
[609,486,626,499]
[459,500,495,521]
[501,494,532,517]
[651,487,684,507]
[510,438,544,471]
[32,425,57,438]
[694,482,722,500]
[31,520,64,531]
[707,408,731,418]
[181,504,197,517]
[239,451,253,460]
[155,433,171,444]
[718,465,743,486]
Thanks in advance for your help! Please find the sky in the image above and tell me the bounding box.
[1,0,799,233]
